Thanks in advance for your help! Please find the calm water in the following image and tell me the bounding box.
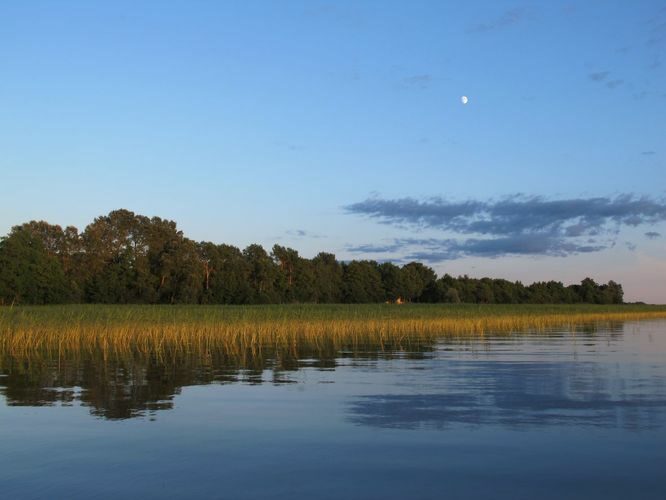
[1,320,666,499]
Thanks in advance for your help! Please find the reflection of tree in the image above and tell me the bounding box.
[0,339,436,420]
[0,355,190,418]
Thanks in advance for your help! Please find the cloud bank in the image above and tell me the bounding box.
[345,194,666,261]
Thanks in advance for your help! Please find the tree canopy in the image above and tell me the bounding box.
[0,210,624,305]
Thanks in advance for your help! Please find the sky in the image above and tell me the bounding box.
[1,0,665,302]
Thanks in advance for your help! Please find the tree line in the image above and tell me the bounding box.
[0,209,624,305]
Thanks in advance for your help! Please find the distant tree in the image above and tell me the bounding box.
[0,210,627,305]
[445,287,461,304]
[475,279,495,304]
[0,226,70,304]
[244,244,279,303]
[421,279,448,303]
[600,280,624,304]
[272,245,319,303]
[312,252,343,303]
[578,277,602,304]
[5,221,84,301]
[198,243,252,304]
[156,236,202,304]
[455,275,477,303]
[379,262,406,302]
[401,262,436,302]
[272,245,298,298]
[342,260,383,303]
[492,279,520,304]
[527,282,551,304]
[293,258,318,303]
[82,210,151,303]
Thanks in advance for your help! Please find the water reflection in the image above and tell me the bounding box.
[0,340,435,419]
[347,360,666,431]
[1,320,664,432]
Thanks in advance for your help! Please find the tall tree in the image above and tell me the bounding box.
[379,262,406,302]
[272,245,300,302]
[312,252,343,303]
[401,262,436,302]
[244,244,279,303]
[199,243,252,304]
[342,260,384,303]
[0,226,70,304]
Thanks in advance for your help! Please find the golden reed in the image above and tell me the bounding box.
[1,305,665,361]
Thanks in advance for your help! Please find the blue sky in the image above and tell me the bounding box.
[1,1,665,301]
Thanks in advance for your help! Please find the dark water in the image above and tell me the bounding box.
[1,320,666,499]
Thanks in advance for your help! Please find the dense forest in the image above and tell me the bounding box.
[0,209,624,305]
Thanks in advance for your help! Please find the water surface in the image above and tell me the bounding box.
[1,320,665,499]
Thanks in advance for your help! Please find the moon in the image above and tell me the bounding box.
[461,95,469,105]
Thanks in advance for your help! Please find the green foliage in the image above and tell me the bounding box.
[342,261,384,303]
[0,226,71,304]
[199,243,252,304]
[312,252,343,303]
[0,210,628,305]
[402,262,436,301]
[379,262,405,302]
[243,244,280,304]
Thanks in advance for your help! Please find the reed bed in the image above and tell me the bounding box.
[1,304,665,361]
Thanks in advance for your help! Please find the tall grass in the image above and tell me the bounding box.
[1,304,665,361]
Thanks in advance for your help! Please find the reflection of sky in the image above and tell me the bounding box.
[348,360,666,431]
[347,321,666,432]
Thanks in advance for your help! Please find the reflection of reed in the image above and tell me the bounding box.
[0,333,441,419]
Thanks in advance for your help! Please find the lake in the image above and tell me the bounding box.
[1,319,665,499]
